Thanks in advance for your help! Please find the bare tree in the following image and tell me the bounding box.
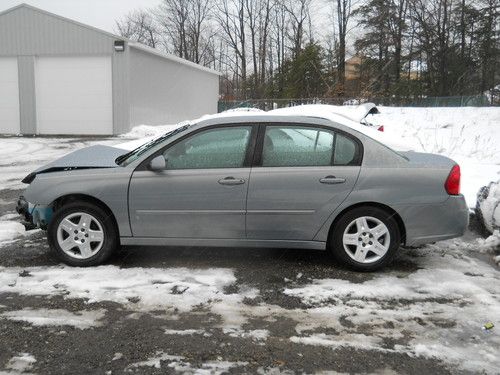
[244,0,273,96]
[115,9,161,48]
[283,0,311,57]
[156,0,190,58]
[215,0,248,97]
[389,0,408,83]
[187,0,214,64]
[334,0,352,91]
[155,0,214,64]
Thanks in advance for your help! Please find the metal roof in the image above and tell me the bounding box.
[0,3,220,76]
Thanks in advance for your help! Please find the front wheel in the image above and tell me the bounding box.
[330,206,400,271]
[47,201,118,266]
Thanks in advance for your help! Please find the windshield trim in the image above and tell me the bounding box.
[116,123,192,166]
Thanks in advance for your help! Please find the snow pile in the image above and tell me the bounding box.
[0,266,236,312]
[223,328,269,342]
[0,221,28,245]
[128,352,184,369]
[128,351,248,373]
[477,231,500,266]
[0,214,40,247]
[0,308,105,329]
[4,353,36,374]
[290,333,383,351]
[476,180,500,264]
[477,180,500,233]
[164,329,209,336]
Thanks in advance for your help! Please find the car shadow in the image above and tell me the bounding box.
[112,244,421,279]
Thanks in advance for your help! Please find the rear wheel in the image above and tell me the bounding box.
[330,206,400,271]
[47,201,118,266]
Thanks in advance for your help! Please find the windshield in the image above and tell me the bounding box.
[116,123,192,166]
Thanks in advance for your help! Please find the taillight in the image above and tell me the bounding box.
[445,164,460,195]
[377,125,384,132]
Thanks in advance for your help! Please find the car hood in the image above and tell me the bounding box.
[22,145,127,184]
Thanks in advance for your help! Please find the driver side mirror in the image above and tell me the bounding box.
[148,155,166,171]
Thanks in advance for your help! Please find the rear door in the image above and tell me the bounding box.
[129,125,256,239]
[246,124,362,240]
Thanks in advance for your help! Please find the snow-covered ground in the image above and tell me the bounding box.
[0,238,499,373]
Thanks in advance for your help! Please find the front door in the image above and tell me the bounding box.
[129,125,254,239]
[247,124,362,240]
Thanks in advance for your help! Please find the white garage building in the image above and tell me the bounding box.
[0,4,220,135]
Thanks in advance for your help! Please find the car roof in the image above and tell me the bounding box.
[195,112,332,126]
[191,111,399,149]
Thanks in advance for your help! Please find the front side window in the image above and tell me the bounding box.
[261,125,359,167]
[163,126,252,169]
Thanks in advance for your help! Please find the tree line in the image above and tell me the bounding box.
[116,0,499,101]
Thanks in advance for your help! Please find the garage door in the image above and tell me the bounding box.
[0,58,20,134]
[35,56,113,135]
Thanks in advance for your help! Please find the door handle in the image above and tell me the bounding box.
[218,177,246,185]
[319,175,346,184]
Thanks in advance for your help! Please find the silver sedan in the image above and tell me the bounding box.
[17,114,468,271]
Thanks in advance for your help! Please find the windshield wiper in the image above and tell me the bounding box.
[115,150,132,165]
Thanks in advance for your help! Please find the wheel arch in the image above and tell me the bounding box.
[51,194,120,236]
[328,202,406,245]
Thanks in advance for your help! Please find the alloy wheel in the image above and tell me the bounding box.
[342,216,391,264]
[56,212,105,259]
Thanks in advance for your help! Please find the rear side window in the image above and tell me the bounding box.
[334,133,358,165]
[163,126,251,169]
[261,125,360,167]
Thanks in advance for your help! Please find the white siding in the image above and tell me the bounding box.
[0,58,20,134]
[35,56,113,135]
[129,47,219,127]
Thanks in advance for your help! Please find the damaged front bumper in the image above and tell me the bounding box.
[16,196,53,230]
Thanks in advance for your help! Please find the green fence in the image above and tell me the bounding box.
[218,95,496,113]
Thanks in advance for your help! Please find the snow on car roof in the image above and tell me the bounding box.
[270,103,379,123]
[203,104,409,151]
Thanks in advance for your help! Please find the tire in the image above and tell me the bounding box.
[329,206,401,271]
[47,201,118,267]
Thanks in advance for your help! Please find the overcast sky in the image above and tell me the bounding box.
[0,0,160,34]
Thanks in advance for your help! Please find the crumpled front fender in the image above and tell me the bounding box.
[16,195,53,229]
